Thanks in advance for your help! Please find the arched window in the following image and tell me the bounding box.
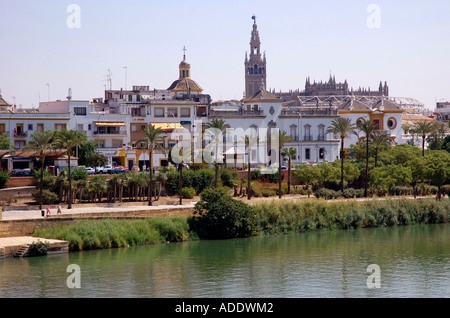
[259,67,262,74]
[254,65,258,74]
[182,70,185,78]
[186,70,189,77]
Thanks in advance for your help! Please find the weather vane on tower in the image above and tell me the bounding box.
[252,15,256,23]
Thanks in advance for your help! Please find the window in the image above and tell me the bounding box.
[168,108,178,117]
[181,108,190,117]
[304,125,311,141]
[77,124,83,132]
[305,148,310,160]
[28,124,33,130]
[37,124,44,132]
[387,117,397,130]
[14,140,26,149]
[112,140,122,148]
[155,108,165,117]
[74,107,87,116]
[97,140,105,148]
[140,125,146,132]
[128,95,133,102]
[55,124,66,131]
[16,124,24,136]
[319,148,325,160]
[0,124,5,133]
[318,125,325,140]
[131,125,138,133]
[290,125,297,140]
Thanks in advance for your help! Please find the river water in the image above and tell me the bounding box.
[0,224,449,298]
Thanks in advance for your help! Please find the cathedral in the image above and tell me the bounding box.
[244,17,389,102]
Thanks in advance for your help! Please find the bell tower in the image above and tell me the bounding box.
[245,16,266,98]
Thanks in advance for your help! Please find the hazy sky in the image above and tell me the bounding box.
[1,0,449,110]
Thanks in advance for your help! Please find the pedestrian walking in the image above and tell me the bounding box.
[46,205,51,217]
[57,203,62,214]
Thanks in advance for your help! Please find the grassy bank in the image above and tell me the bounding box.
[32,197,450,251]
[32,217,195,251]
[253,198,450,234]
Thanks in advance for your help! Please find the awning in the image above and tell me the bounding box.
[152,123,184,131]
[94,121,126,127]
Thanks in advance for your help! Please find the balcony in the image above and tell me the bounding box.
[14,131,27,137]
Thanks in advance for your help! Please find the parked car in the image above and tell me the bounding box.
[85,167,95,175]
[103,165,113,174]
[111,166,127,174]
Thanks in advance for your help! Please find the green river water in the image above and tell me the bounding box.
[0,223,448,298]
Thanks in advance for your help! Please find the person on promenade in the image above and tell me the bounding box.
[57,203,62,214]
[46,205,51,217]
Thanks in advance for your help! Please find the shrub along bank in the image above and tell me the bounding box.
[33,191,450,251]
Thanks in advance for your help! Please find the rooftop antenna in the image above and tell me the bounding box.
[67,88,72,101]
[46,83,50,101]
[123,66,127,90]
[105,69,112,90]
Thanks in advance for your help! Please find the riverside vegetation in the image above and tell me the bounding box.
[33,188,450,251]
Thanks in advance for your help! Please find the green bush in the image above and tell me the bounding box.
[314,188,341,200]
[33,189,58,205]
[188,188,258,239]
[0,170,10,189]
[28,241,50,256]
[182,187,196,199]
[220,168,237,188]
[166,168,214,195]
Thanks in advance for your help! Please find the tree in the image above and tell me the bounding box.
[370,130,392,167]
[77,140,98,166]
[405,156,426,198]
[370,164,412,195]
[271,130,292,199]
[426,122,449,150]
[0,133,12,150]
[410,120,437,156]
[294,164,320,197]
[86,152,108,168]
[24,130,55,210]
[204,119,230,188]
[357,120,377,197]
[424,150,450,198]
[53,130,87,209]
[326,118,357,192]
[281,147,297,195]
[137,125,165,206]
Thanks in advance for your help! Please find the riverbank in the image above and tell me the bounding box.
[30,197,450,252]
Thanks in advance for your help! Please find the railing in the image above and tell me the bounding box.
[280,109,338,116]
[209,109,265,117]
[14,132,27,137]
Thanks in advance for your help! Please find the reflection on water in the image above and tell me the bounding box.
[0,224,449,298]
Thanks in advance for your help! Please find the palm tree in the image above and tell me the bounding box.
[370,130,392,167]
[411,120,437,156]
[137,125,165,206]
[53,130,87,209]
[24,130,55,211]
[281,147,297,195]
[243,134,258,200]
[272,130,292,199]
[326,118,357,192]
[205,119,230,188]
[357,120,377,197]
